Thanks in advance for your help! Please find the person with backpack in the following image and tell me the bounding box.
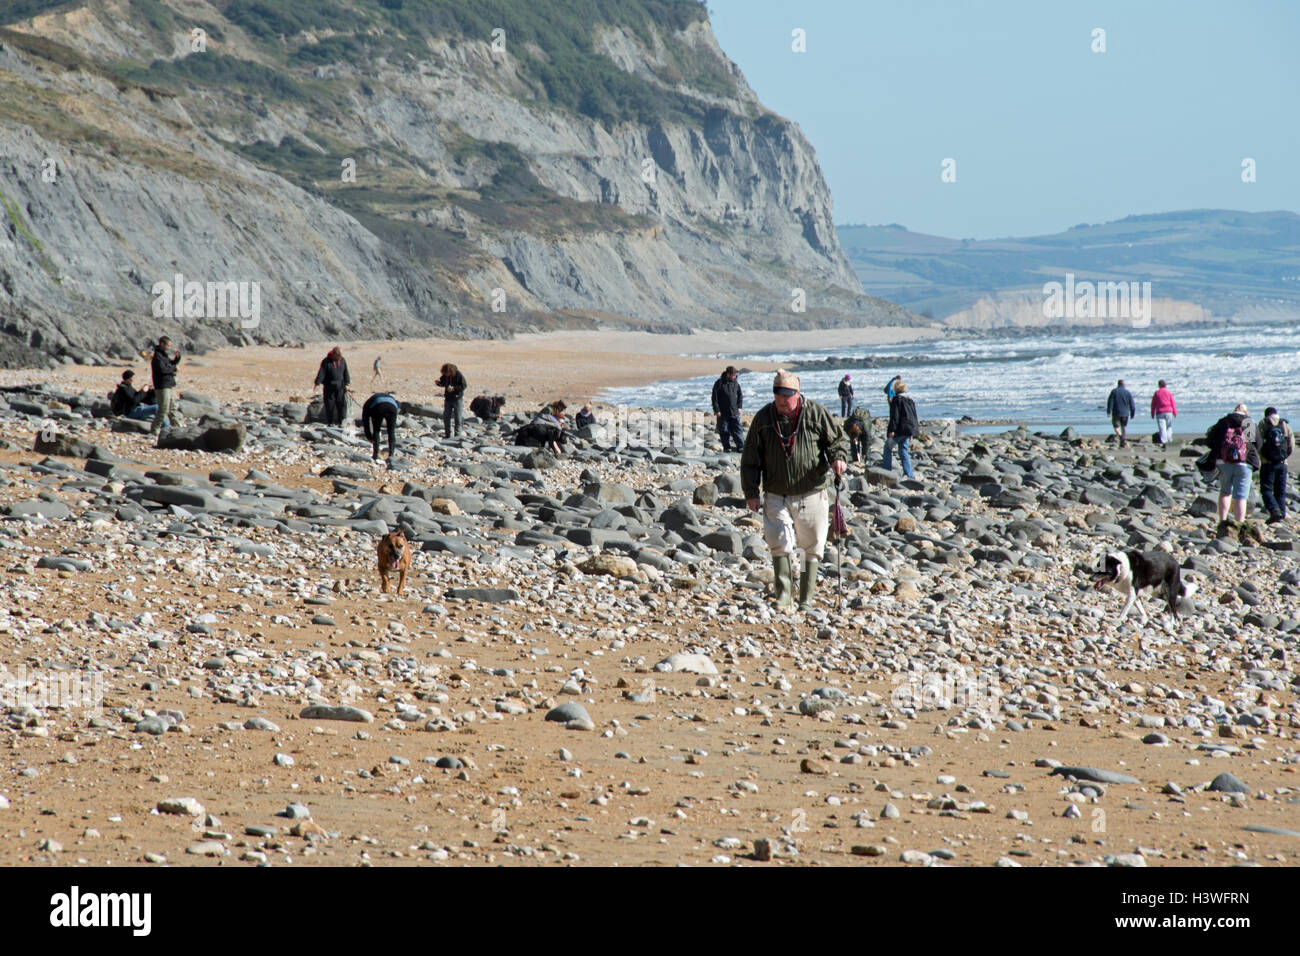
[314,346,350,426]
[884,381,919,478]
[361,392,401,462]
[711,366,744,452]
[1107,379,1136,448]
[845,405,872,464]
[1150,380,1177,446]
[838,375,855,417]
[1205,403,1259,534]
[1257,406,1293,524]
[883,375,902,402]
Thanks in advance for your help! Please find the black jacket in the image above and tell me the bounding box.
[436,371,467,402]
[1207,412,1260,469]
[315,356,350,390]
[362,393,399,438]
[711,376,742,417]
[888,394,919,438]
[151,346,180,390]
[111,382,139,416]
[838,380,854,400]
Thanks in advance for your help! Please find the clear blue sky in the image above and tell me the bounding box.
[706,0,1300,239]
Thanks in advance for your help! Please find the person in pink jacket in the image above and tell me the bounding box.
[1151,380,1177,445]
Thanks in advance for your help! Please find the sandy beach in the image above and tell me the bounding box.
[1,326,941,413]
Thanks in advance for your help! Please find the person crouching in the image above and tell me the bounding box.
[741,370,848,610]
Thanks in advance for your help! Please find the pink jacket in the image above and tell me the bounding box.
[1151,387,1177,416]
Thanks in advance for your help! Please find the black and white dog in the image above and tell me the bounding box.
[1091,550,1197,625]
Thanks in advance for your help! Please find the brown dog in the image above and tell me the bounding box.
[377,529,411,594]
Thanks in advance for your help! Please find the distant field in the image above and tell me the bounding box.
[837,210,1300,320]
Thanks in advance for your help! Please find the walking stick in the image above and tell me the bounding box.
[832,475,848,611]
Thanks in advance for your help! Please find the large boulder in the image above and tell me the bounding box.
[156,422,246,452]
[33,431,95,458]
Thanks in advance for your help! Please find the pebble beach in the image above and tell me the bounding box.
[0,330,1297,867]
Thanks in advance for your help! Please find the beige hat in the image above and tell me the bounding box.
[773,369,801,391]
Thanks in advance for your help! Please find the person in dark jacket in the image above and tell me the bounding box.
[1206,403,1259,532]
[150,337,182,436]
[515,405,566,454]
[711,366,744,452]
[1106,379,1137,448]
[838,374,855,417]
[1257,406,1294,524]
[575,403,596,429]
[111,370,141,416]
[435,363,467,438]
[845,405,872,464]
[314,347,351,426]
[362,392,400,462]
[113,370,160,421]
[884,382,919,478]
[741,369,847,611]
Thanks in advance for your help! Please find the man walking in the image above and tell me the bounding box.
[1107,379,1136,448]
[741,370,847,611]
[711,365,744,452]
[149,336,182,438]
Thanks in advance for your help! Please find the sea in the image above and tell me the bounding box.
[598,322,1300,438]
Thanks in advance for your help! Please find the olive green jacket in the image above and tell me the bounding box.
[740,398,847,499]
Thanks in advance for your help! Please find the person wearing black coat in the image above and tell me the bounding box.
[314,347,351,426]
[362,393,400,461]
[435,363,467,438]
[111,370,141,416]
[711,366,744,452]
[837,375,855,417]
[884,382,919,478]
[150,336,183,436]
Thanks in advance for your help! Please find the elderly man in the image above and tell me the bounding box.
[741,369,848,610]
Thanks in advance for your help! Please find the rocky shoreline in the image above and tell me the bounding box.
[0,381,1297,866]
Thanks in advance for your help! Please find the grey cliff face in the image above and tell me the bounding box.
[0,4,918,366]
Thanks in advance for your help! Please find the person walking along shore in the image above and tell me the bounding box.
[741,370,847,611]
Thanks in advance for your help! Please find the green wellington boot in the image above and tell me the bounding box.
[797,559,819,610]
[772,555,794,607]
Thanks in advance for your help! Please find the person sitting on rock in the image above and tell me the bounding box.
[575,403,596,429]
[111,370,144,417]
